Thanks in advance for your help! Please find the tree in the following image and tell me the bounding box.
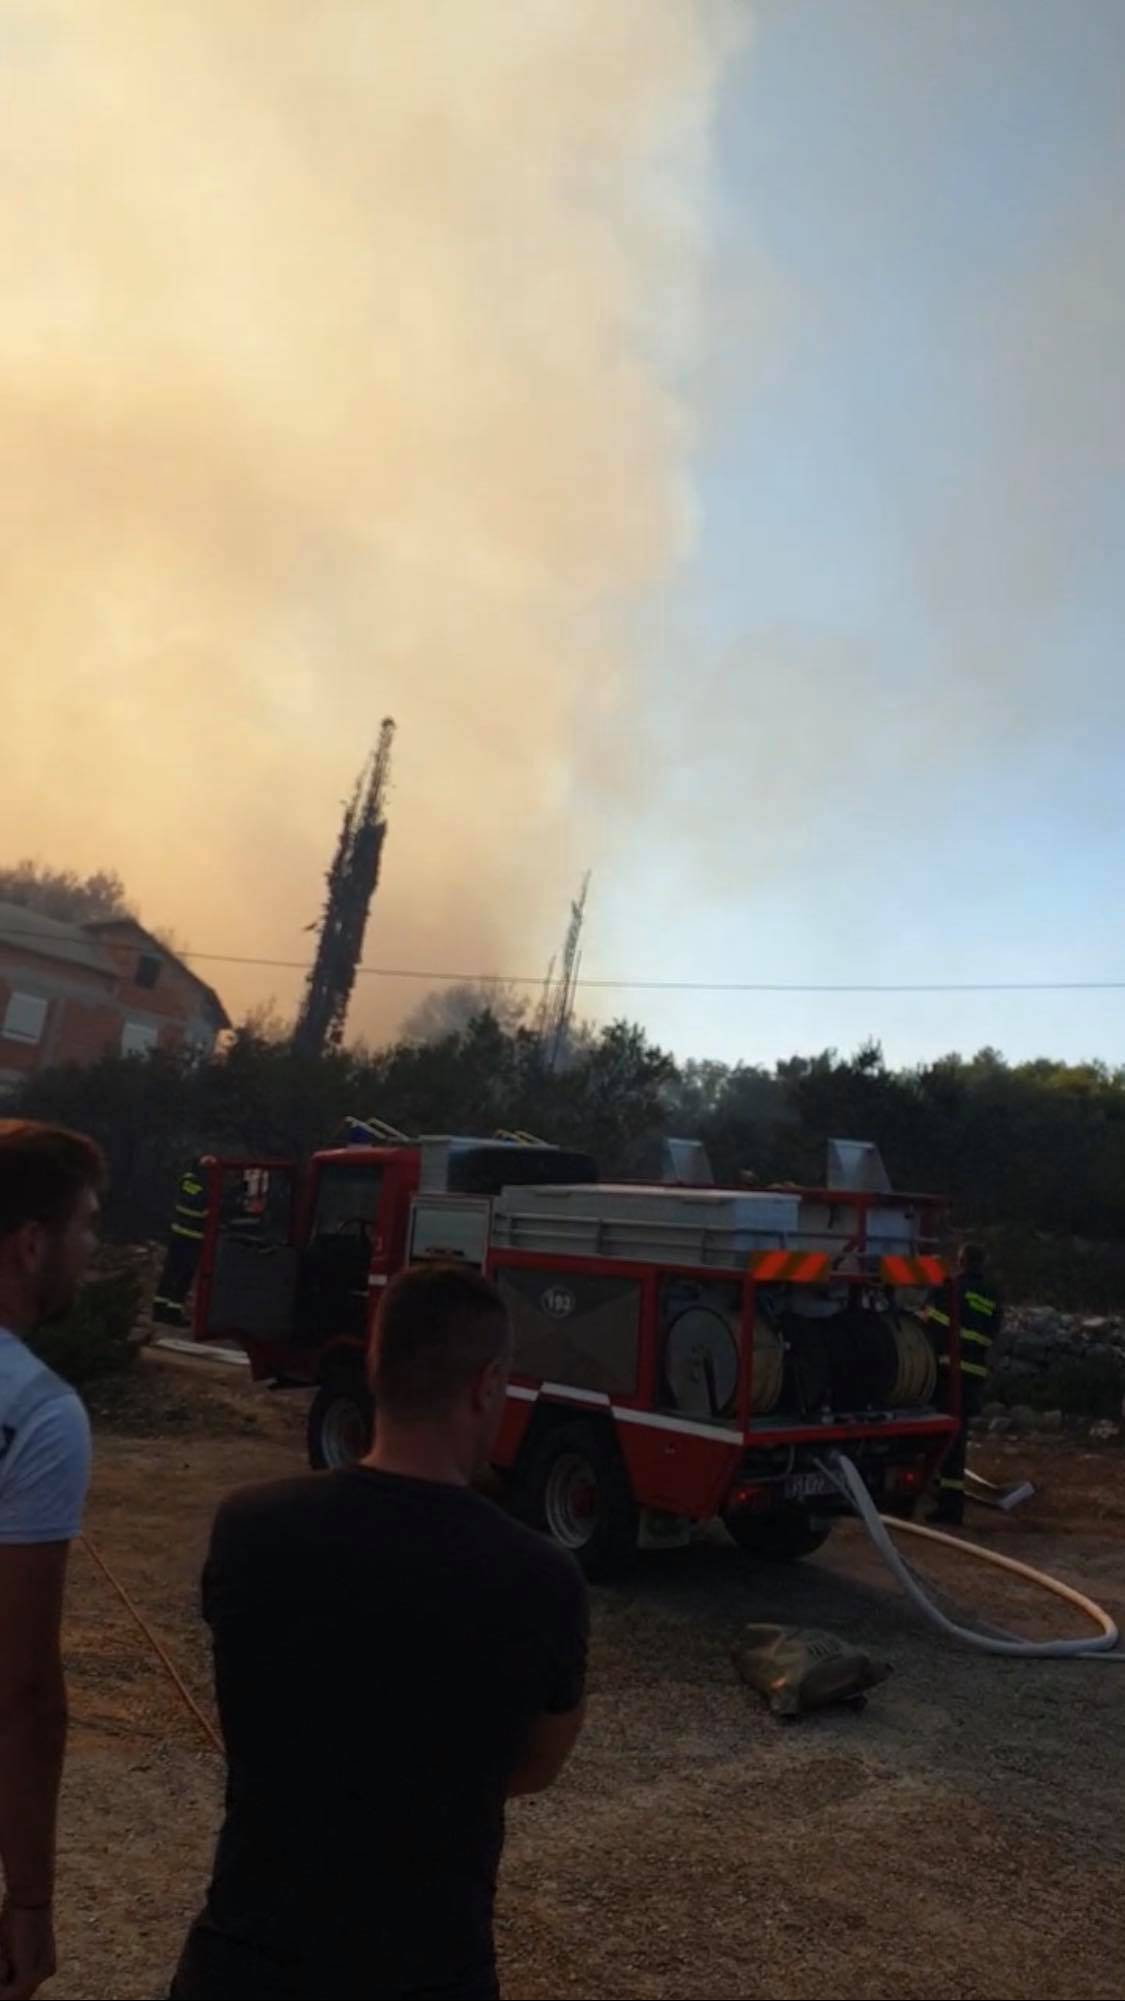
[21,1011,1125,1309]
[292,721,395,1059]
[0,860,132,924]
[400,983,527,1043]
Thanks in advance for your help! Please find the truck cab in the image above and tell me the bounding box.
[189,1134,595,1467]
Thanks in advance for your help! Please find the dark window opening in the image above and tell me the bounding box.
[298,1161,385,1338]
[135,953,163,990]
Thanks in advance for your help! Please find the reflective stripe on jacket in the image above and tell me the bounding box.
[925,1274,1003,1381]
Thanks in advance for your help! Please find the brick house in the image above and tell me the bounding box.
[0,903,230,1096]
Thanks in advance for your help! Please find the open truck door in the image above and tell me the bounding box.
[188,1145,419,1468]
[192,1159,300,1349]
[296,1146,422,1467]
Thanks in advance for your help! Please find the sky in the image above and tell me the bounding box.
[4,0,1125,1069]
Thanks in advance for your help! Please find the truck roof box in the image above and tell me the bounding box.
[827,1140,891,1193]
[419,1136,597,1197]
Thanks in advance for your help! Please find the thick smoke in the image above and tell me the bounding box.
[0,0,740,1034]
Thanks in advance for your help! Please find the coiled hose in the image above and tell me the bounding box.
[820,1450,1121,1659]
[888,1314,937,1406]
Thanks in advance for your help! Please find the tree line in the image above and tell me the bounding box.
[15,1011,1125,1304]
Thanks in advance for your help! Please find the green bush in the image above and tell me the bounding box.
[28,1266,142,1389]
[982,1227,1125,1312]
[1030,1351,1125,1419]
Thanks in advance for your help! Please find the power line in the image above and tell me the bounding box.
[1,920,1123,993]
[267,967,1125,992]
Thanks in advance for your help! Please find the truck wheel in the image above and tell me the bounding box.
[519,1420,638,1580]
[307,1378,373,1471]
[725,1506,832,1563]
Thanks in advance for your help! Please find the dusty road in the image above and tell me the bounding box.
[51,1357,1125,2000]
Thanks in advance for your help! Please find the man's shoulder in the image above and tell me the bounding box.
[470,1491,586,1598]
[0,1329,61,1401]
[213,1471,329,1536]
[0,1368,91,1544]
[0,1334,87,1450]
[210,1470,585,1602]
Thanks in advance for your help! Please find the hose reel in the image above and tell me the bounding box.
[663,1303,784,1418]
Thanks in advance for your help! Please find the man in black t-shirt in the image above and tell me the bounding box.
[172,1265,588,2001]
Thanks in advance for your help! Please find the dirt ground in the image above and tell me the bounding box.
[50,1352,1125,2000]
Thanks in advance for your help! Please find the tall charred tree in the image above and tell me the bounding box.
[292,719,395,1058]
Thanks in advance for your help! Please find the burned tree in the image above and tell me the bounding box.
[292,719,395,1058]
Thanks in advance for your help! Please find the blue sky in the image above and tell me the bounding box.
[591,0,1125,1069]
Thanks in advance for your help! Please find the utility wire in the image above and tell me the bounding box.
[186,960,1125,993]
[1,920,1122,994]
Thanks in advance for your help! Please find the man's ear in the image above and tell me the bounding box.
[12,1218,47,1276]
[472,1355,507,1413]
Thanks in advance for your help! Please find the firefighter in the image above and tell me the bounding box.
[152,1158,212,1328]
[925,1241,1004,1525]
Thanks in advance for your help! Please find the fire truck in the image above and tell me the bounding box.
[188,1132,959,1575]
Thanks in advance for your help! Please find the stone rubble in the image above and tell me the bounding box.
[969,1305,1125,1439]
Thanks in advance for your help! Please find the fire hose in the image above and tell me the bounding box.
[820,1450,1121,1659]
[81,1453,1119,1755]
[79,1533,223,1753]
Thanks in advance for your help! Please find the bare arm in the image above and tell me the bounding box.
[0,1542,69,1906]
[507,1701,586,1798]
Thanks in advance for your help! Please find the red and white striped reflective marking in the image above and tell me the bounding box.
[880,1254,945,1287]
[749,1250,830,1283]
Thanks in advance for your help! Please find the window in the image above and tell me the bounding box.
[311,1161,384,1239]
[2,993,47,1045]
[300,1162,383,1340]
[135,953,162,990]
[121,1019,159,1057]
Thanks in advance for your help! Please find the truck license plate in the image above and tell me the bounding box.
[784,1471,834,1502]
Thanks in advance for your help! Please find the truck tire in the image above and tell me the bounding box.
[307,1376,373,1471]
[725,1505,832,1563]
[518,1420,638,1581]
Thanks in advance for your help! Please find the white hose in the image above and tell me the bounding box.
[820,1450,1121,1659]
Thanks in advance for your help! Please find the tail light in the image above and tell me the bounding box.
[887,1462,925,1495]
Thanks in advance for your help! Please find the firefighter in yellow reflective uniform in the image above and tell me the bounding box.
[924,1242,1004,1525]
[153,1159,212,1328]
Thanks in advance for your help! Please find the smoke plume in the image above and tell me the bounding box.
[1,0,740,1034]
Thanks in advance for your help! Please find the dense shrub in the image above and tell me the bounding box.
[28,1263,143,1389]
[17,1018,1125,1315]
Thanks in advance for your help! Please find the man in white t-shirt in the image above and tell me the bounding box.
[0,1119,103,2001]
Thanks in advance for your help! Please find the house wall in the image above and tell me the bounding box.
[0,931,223,1094]
[91,926,223,1055]
[0,945,119,1091]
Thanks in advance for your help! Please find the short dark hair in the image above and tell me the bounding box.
[960,1241,985,1275]
[0,1120,106,1239]
[371,1263,510,1421]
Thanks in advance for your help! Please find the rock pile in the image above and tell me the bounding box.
[979,1306,1125,1439]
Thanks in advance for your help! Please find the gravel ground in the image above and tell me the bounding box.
[47,1354,1125,2000]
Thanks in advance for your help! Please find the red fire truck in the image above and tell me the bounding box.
[189,1133,959,1575]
